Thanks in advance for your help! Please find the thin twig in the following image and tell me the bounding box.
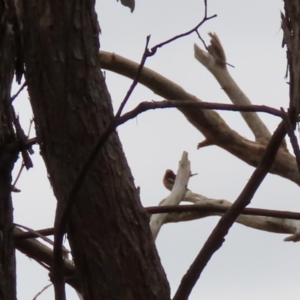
[27,118,34,137]
[11,163,24,190]
[14,227,55,240]
[14,202,300,241]
[115,36,151,118]
[11,106,33,169]
[15,224,71,260]
[173,121,286,300]
[14,224,55,246]
[32,283,52,300]
[54,99,286,249]
[114,1,216,118]
[10,80,27,104]
[114,0,216,117]
[11,118,35,190]
[14,227,80,293]
[117,100,284,126]
[149,2,217,53]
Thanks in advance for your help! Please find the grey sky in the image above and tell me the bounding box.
[13,1,300,299]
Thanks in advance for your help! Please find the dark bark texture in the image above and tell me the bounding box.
[18,0,170,299]
[0,1,17,299]
[282,0,300,118]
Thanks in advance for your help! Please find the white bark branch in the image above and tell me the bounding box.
[150,151,191,240]
[14,227,81,292]
[194,33,272,144]
[99,51,299,185]
[163,191,300,242]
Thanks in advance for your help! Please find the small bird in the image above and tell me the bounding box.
[163,169,176,191]
[163,169,197,191]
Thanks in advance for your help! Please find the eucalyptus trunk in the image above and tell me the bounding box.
[18,0,170,299]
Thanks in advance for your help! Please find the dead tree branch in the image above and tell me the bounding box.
[194,33,273,145]
[173,121,286,300]
[118,100,284,123]
[148,2,217,54]
[99,51,299,185]
[148,197,300,242]
[14,227,81,294]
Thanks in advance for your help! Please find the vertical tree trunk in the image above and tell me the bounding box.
[282,0,300,122]
[0,1,17,299]
[19,1,170,299]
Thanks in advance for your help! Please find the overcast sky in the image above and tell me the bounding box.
[12,1,300,299]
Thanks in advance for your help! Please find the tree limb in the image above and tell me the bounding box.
[194,33,273,145]
[14,227,81,294]
[149,194,300,242]
[99,51,299,185]
[173,121,286,300]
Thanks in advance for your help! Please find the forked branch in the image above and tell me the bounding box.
[194,33,274,145]
[99,51,299,185]
[173,121,287,300]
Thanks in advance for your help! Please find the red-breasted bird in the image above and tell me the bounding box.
[163,169,197,191]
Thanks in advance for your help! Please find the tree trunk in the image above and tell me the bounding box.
[0,1,17,299]
[18,1,170,299]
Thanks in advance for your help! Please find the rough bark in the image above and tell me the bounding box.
[18,0,169,299]
[282,0,300,119]
[0,1,17,299]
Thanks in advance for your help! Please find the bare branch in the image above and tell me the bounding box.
[14,227,80,294]
[10,80,27,104]
[32,284,52,300]
[173,121,286,300]
[115,36,151,118]
[147,200,300,242]
[116,2,216,118]
[149,4,217,53]
[150,152,191,239]
[15,199,300,246]
[194,33,273,145]
[99,50,300,185]
[14,227,54,240]
[118,100,284,125]
[15,224,55,247]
